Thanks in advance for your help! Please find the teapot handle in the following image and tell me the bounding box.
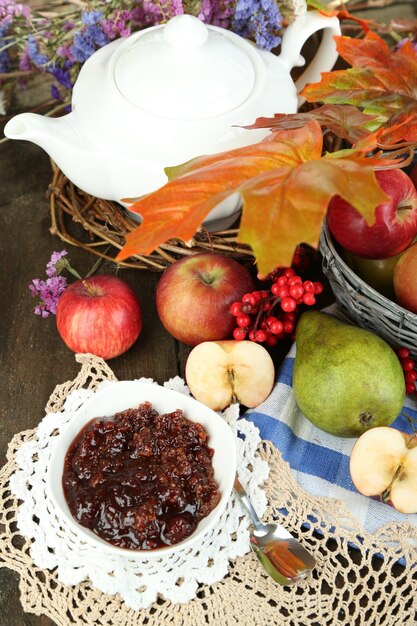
[279,11,341,107]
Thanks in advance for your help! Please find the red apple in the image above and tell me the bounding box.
[410,163,417,190]
[393,242,417,313]
[156,253,255,346]
[327,169,417,259]
[56,275,142,359]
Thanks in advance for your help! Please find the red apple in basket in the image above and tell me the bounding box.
[327,169,417,259]
[410,163,417,190]
[393,241,417,313]
[156,253,255,346]
[56,275,142,359]
[350,427,417,514]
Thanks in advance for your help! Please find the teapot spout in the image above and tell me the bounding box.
[5,111,75,152]
[4,111,83,170]
[4,112,108,198]
[4,112,32,140]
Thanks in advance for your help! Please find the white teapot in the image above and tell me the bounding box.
[5,12,340,229]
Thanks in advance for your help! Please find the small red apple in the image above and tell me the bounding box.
[327,169,417,259]
[56,275,142,359]
[393,241,417,313]
[156,253,255,346]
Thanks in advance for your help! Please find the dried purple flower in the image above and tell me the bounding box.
[198,0,212,21]
[169,0,184,16]
[50,84,62,101]
[26,34,49,68]
[18,45,30,71]
[232,0,282,50]
[101,9,134,40]
[0,0,30,26]
[29,275,68,317]
[199,0,234,28]
[70,13,109,63]
[30,250,81,317]
[0,24,10,72]
[46,249,68,276]
[56,44,73,60]
[49,63,73,90]
[143,0,184,20]
[81,10,103,27]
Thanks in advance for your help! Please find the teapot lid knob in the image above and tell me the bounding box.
[164,14,208,48]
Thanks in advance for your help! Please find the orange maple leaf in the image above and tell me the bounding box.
[301,32,417,146]
[117,121,394,276]
[244,104,378,145]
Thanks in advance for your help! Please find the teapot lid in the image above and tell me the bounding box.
[113,14,259,120]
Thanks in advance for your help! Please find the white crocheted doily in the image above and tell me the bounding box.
[9,376,269,610]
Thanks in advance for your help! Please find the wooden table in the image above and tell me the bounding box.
[1,3,416,623]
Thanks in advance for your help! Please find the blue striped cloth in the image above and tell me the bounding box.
[244,314,417,534]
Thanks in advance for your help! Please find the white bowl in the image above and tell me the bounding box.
[47,380,237,559]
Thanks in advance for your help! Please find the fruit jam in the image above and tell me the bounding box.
[62,402,221,550]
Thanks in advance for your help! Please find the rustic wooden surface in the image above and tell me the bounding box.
[1,2,417,624]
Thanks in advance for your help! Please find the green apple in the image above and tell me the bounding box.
[340,248,402,300]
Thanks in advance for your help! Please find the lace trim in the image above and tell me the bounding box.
[1,354,416,625]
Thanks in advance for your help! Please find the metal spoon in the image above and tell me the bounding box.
[234,476,317,585]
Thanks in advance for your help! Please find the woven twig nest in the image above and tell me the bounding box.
[320,220,417,358]
[48,162,256,271]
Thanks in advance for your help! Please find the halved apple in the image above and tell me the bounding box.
[349,426,417,514]
[185,340,275,411]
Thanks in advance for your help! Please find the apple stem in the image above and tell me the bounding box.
[82,279,97,296]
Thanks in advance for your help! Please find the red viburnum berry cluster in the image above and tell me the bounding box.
[230,267,323,346]
[397,347,417,395]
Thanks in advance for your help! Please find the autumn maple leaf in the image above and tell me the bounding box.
[116,121,394,276]
[244,104,379,145]
[301,31,417,146]
[248,32,417,151]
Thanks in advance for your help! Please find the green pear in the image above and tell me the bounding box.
[293,311,405,437]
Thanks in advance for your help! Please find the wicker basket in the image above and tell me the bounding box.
[48,163,255,271]
[320,220,417,358]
